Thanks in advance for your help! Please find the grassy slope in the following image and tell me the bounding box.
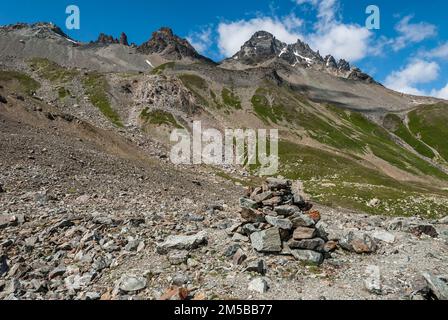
[244,85,448,217]
[278,140,448,218]
[82,73,123,127]
[77,65,448,218]
[140,108,183,129]
[0,70,40,95]
[26,59,123,127]
[178,73,243,113]
[384,113,436,159]
[408,103,448,162]
[29,58,78,83]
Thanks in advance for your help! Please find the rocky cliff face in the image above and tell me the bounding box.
[95,32,129,46]
[96,33,118,44]
[119,32,129,46]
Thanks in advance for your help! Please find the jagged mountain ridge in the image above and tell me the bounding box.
[95,32,129,46]
[0,22,372,82]
[222,30,375,83]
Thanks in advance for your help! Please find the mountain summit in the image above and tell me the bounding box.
[0,22,77,44]
[223,31,374,83]
[137,27,213,64]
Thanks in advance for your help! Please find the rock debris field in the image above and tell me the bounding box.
[1,168,448,300]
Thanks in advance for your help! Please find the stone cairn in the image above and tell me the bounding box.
[238,178,337,265]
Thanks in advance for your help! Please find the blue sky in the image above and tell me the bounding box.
[1,0,448,98]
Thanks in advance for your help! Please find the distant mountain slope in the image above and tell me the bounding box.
[1,22,448,216]
[0,23,212,72]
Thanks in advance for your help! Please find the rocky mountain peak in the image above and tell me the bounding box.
[0,22,79,46]
[96,33,118,44]
[325,55,337,69]
[137,27,213,63]
[251,31,276,40]
[230,31,286,65]
[157,27,174,37]
[119,32,129,46]
[0,22,70,40]
[290,39,323,62]
[225,30,374,83]
[94,32,129,46]
[337,59,351,72]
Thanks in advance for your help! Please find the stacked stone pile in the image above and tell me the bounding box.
[237,178,337,265]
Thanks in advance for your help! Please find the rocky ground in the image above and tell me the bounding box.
[1,120,447,300]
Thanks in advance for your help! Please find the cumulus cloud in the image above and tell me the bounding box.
[308,24,371,62]
[425,42,448,60]
[384,59,440,96]
[392,15,437,51]
[217,15,304,57]
[431,83,448,100]
[296,0,339,31]
[216,0,373,61]
[297,0,372,61]
[187,27,213,54]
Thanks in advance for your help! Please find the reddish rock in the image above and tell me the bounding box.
[306,210,321,223]
[96,33,118,44]
[340,231,377,254]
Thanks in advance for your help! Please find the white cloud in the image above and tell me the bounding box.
[293,0,372,61]
[295,0,339,30]
[384,59,440,96]
[392,15,437,51]
[431,83,448,100]
[425,42,448,60]
[217,15,304,57]
[308,24,371,62]
[217,0,372,62]
[187,27,213,54]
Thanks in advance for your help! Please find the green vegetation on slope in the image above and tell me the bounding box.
[222,88,242,109]
[82,73,123,127]
[178,74,207,90]
[408,103,448,162]
[58,87,70,99]
[384,113,435,159]
[140,108,183,128]
[244,85,448,216]
[151,62,175,75]
[29,58,78,83]
[0,70,40,95]
[178,74,209,108]
[277,140,448,218]
[338,110,448,180]
[248,86,447,180]
[210,90,225,110]
[251,88,285,124]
